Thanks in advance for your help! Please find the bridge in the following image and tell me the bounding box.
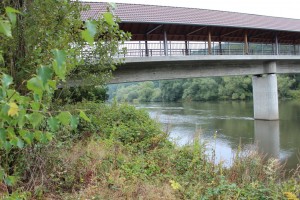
[81,2,300,120]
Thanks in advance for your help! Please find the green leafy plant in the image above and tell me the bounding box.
[0,4,123,194]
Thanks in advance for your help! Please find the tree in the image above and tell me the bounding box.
[218,76,252,100]
[161,79,185,102]
[1,0,130,88]
[0,1,129,194]
[182,78,218,101]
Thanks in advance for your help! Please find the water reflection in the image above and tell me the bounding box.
[137,101,300,169]
[254,120,280,159]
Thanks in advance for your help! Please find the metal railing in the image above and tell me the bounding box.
[80,41,300,59]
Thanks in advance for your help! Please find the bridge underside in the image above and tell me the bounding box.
[121,23,300,45]
[110,55,300,83]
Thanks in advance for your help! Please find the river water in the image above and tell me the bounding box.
[136,100,300,170]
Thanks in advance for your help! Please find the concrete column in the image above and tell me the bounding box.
[252,63,279,120]
[254,120,280,158]
[208,31,212,55]
[163,30,168,56]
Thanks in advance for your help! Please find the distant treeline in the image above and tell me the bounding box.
[108,75,300,102]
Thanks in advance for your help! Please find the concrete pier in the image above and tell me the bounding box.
[252,73,279,120]
[254,120,280,158]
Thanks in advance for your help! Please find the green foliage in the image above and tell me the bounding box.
[277,75,296,98]
[218,76,252,100]
[0,2,122,196]
[40,109,299,199]
[113,81,161,102]
[66,102,169,151]
[54,85,108,104]
[161,79,185,102]
[182,78,219,101]
[112,74,300,102]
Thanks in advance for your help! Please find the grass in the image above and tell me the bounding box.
[1,102,299,199]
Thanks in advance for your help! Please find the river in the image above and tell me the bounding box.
[136,100,300,170]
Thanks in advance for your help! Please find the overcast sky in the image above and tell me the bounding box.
[82,0,300,19]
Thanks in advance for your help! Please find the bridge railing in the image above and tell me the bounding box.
[80,41,300,59]
[115,41,300,57]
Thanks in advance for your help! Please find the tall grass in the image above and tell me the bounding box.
[1,102,299,199]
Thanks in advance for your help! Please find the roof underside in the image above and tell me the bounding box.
[81,2,300,44]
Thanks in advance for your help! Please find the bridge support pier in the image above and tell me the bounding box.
[254,120,280,158]
[252,68,279,120]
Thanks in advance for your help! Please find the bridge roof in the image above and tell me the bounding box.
[81,2,300,44]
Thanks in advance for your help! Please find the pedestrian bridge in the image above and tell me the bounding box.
[81,2,300,120]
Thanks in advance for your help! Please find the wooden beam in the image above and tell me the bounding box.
[244,32,249,55]
[187,26,207,35]
[208,30,212,55]
[220,29,242,37]
[145,35,149,57]
[146,24,163,35]
[251,31,272,38]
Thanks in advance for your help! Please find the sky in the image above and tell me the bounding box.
[81,0,300,19]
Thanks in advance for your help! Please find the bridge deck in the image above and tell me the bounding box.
[110,55,300,83]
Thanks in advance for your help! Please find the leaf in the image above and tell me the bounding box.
[56,111,72,126]
[108,2,117,9]
[2,74,13,88]
[27,77,44,96]
[37,66,53,86]
[34,131,42,142]
[19,130,34,145]
[0,20,12,37]
[0,53,4,64]
[81,20,97,45]
[33,131,50,143]
[45,132,53,141]
[30,102,40,111]
[6,12,16,27]
[17,109,26,128]
[47,117,60,132]
[0,167,4,180]
[81,29,94,46]
[52,49,67,80]
[7,102,19,117]
[70,115,79,130]
[10,137,24,148]
[47,80,57,89]
[0,128,6,141]
[5,7,21,26]
[79,110,91,122]
[4,176,17,186]
[5,7,21,14]
[27,112,44,128]
[3,141,12,151]
[103,12,115,26]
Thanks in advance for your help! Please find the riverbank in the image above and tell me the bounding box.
[1,102,298,199]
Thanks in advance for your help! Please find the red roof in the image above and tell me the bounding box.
[81,2,300,32]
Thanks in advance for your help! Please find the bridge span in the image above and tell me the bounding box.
[81,2,300,120]
[111,55,300,83]
[109,55,300,121]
